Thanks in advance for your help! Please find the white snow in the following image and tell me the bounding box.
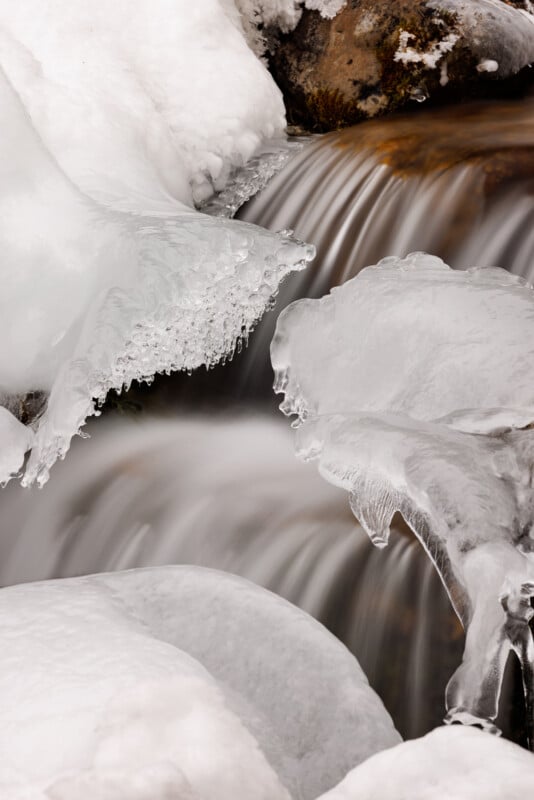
[271,252,534,732]
[0,1,315,485]
[477,59,499,72]
[395,30,459,69]
[0,1,288,210]
[316,726,534,800]
[0,566,400,800]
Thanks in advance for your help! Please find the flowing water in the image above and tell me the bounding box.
[234,96,534,398]
[1,96,533,742]
[0,416,467,739]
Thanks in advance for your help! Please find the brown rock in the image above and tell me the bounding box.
[267,0,534,131]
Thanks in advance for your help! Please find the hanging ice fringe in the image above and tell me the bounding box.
[272,252,534,745]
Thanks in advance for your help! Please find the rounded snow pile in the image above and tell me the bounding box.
[0,565,400,799]
[319,725,534,800]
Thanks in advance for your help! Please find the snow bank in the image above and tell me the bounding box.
[0,566,399,799]
[272,252,534,732]
[0,0,289,210]
[0,1,316,485]
[317,725,534,800]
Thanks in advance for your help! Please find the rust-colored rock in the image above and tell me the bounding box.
[267,0,534,131]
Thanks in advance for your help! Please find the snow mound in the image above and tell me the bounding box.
[0,2,315,486]
[272,252,534,734]
[0,565,400,800]
[318,725,534,800]
[0,0,289,210]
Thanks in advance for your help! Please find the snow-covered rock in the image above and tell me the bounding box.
[272,252,534,732]
[316,725,534,800]
[0,565,400,800]
[268,0,534,130]
[0,0,289,210]
[0,1,316,485]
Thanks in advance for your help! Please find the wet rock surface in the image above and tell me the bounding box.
[268,0,534,131]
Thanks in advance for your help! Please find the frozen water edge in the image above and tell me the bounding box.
[200,138,307,219]
[271,252,534,742]
[19,219,313,488]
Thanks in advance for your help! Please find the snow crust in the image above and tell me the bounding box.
[0,1,315,486]
[318,726,534,800]
[272,253,534,733]
[0,566,399,800]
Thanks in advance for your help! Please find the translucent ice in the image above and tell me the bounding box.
[0,2,315,485]
[271,253,534,740]
[0,566,399,799]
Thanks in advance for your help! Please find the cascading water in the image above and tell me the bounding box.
[143,97,534,406]
[232,97,534,398]
[0,416,525,742]
[0,417,459,740]
[1,96,532,746]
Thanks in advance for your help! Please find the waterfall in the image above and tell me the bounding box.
[231,97,534,399]
[1,97,531,744]
[0,416,524,742]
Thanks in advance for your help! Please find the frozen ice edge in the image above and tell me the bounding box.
[200,137,307,219]
[19,222,314,488]
[271,252,534,742]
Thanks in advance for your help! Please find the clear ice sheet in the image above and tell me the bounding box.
[271,253,534,740]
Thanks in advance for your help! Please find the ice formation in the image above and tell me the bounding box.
[317,725,534,800]
[0,565,399,799]
[271,253,534,740]
[0,1,316,485]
